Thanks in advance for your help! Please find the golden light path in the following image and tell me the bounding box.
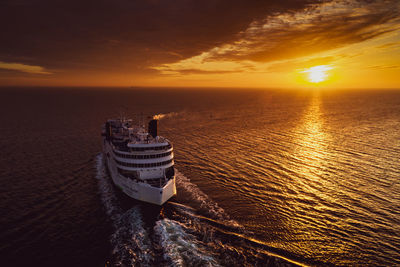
[303,65,333,83]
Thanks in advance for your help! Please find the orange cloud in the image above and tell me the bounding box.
[155,0,400,75]
[0,61,51,74]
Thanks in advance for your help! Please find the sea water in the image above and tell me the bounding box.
[0,88,399,266]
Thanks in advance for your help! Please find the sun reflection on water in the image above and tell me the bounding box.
[294,93,328,179]
[283,93,349,257]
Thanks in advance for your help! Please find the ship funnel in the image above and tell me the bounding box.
[105,121,112,140]
[148,119,158,138]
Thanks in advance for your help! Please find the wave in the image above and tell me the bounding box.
[95,154,299,266]
[95,154,154,266]
[163,202,302,267]
[154,218,221,266]
[111,207,154,266]
[175,169,242,228]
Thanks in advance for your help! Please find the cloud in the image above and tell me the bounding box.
[165,69,238,75]
[155,0,400,74]
[0,61,51,74]
[375,41,400,50]
[366,65,400,70]
[0,0,316,74]
[0,0,399,80]
[263,56,335,73]
[209,0,400,62]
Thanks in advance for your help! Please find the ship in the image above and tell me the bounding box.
[101,118,176,205]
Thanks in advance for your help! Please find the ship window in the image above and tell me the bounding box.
[113,150,172,159]
[165,166,174,179]
[128,144,172,152]
[117,168,139,180]
[115,159,173,168]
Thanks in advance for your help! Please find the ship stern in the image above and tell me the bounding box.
[135,177,176,205]
[159,177,177,205]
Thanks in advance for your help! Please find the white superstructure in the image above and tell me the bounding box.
[101,118,176,205]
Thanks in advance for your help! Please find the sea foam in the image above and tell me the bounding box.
[95,154,154,266]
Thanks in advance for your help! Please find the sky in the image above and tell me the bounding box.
[0,0,399,89]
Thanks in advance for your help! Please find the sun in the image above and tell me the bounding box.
[303,65,332,83]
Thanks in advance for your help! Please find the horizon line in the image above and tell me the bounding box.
[0,85,399,91]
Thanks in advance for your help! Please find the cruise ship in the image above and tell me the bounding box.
[101,118,176,205]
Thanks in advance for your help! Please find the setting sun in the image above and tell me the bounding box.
[303,65,333,83]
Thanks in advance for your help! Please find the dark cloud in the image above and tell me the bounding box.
[1,0,399,79]
[0,0,315,74]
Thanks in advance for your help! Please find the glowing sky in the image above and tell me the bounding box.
[0,0,399,88]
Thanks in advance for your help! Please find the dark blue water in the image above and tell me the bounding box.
[1,88,399,266]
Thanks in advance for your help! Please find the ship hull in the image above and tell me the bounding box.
[104,151,176,205]
[101,118,177,205]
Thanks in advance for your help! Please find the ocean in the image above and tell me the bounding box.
[0,88,399,266]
